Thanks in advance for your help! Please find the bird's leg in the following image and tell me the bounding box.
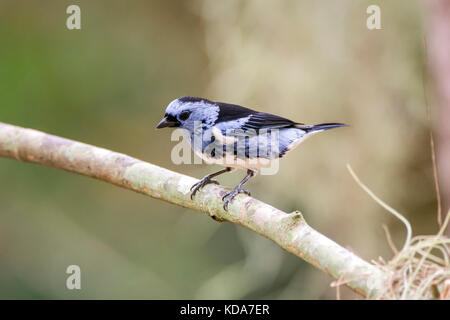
[190,167,232,199]
[222,169,255,211]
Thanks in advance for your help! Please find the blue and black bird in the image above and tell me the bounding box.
[156,96,347,210]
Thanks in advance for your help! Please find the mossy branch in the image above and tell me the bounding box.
[0,121,388,297]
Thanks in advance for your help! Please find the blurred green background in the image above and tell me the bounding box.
[0,0,439,299]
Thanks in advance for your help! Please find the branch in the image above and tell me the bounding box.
[0,121,387,297]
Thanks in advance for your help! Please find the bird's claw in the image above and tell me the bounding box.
[190,178,219,199]
[239,189,251,196]
[222,188,251,211]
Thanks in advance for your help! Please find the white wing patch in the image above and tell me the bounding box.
[211,126,238,144]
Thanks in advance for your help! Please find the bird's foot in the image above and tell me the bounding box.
[222,188,251,211]
[190,177,220,199]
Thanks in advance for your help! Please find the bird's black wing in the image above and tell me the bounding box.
[216,101,302,130]
[242,112,303,130]
[216,102,257,122]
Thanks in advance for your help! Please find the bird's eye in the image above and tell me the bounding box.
[179,111,191,121]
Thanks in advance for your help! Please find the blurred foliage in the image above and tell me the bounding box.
[0,0,438,299]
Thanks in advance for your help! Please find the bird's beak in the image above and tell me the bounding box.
[156,116,179,129]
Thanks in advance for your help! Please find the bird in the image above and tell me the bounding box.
[156,96,347,210]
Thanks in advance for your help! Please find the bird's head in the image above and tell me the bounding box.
[156,96,219,132]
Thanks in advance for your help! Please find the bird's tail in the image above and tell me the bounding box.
[295,123,348,133]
